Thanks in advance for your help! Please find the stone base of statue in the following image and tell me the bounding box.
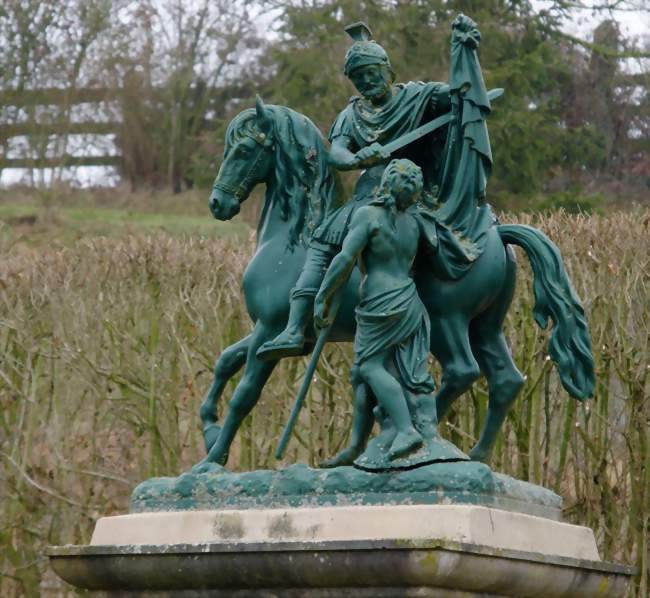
[49,462,634,597]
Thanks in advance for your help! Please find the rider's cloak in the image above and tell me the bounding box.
[426,17,496,279]
[329,81,450,193]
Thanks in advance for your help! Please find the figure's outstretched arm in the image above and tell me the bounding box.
[314,209,372,327]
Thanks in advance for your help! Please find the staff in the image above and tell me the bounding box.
[275,322,333,460]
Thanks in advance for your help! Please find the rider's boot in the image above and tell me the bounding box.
[256,294,313,360]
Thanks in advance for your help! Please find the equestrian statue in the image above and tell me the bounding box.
[198,14,594,470]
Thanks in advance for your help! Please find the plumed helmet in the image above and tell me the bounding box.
[343,22,392,77]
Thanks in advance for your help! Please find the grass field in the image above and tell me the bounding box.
[0,191,648,595]
[0,188,250,247]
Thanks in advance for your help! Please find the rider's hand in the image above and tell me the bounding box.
[355,142,390,167]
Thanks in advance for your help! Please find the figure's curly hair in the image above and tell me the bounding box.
[376,159,423,209]
[224,105,342,248]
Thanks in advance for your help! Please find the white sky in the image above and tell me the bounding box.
[534,0,649,41]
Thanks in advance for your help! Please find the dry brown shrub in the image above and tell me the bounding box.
[0,210,648,596]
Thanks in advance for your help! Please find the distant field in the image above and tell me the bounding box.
[0,198,250,247]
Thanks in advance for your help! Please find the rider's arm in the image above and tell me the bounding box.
[315,209,373,326]
[330,135,391,171]
[330,135,390,171]
[328,135,360,171]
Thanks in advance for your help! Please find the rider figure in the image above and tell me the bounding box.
[257,22,451,361]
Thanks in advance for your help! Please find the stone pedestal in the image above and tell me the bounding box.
[49,504,634,597]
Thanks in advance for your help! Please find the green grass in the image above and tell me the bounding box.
[0,202,249,245]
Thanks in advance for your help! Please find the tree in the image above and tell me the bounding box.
[100,0,264,191]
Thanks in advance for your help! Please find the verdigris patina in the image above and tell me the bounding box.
[131,461,562,519]
[197,13,594,472]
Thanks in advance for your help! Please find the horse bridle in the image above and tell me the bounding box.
[213,131,274,201]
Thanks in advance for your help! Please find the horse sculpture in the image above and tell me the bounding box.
[199,98,594,467]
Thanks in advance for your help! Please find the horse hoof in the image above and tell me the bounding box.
[191,460,226,474]
[320,447,362,468]
[203,423,222,454]
[468,446,491,463]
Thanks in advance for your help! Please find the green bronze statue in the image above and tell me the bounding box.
[54,19,622,597]
[198,14,595,469]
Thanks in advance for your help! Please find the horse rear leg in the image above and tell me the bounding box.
[469,326,524,462]
[199,334,251,453]
[468,249,524,463]
[203,324,280,466]
[431,315,481,422]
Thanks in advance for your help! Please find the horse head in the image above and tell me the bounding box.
[209,97,340,248]
[209,96,276,220]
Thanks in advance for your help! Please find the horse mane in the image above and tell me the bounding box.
[224,105,341,248]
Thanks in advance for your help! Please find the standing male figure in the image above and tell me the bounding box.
[313,159,435,460]
[257,22,451,361]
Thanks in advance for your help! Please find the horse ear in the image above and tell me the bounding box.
[255,95,272,135]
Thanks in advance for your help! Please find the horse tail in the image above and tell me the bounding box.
[497,224,595,400]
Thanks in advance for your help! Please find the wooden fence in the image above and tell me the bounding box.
[0,84,244,174]
[0,87,123,170]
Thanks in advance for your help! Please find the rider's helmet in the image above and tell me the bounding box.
[343,22,394,80]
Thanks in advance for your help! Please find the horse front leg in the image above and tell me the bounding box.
[199,334,251,453]
[202,323,280,466]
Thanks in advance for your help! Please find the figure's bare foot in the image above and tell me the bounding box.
[256,330,305,361]
[388,428,423,460]
[320,446,363,468]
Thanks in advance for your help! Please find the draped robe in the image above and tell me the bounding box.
[354,278,436,395]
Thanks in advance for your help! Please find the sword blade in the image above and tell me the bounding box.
[382,112,451,155]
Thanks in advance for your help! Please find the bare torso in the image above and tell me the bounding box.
[358,206,420,299]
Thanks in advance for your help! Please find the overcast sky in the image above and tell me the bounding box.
[533,0,649,41]
[2,2,648,188]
